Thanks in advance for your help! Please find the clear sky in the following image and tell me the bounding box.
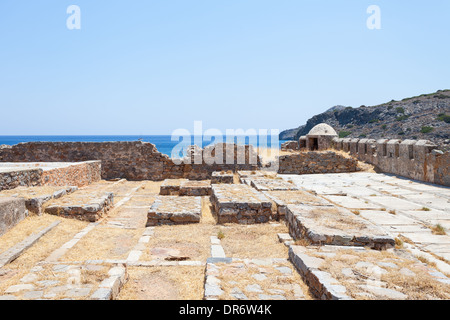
[0,0,449,135]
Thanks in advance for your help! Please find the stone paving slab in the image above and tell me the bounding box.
[210,184,272,224]
[147,196,202,226]
[285,204,395,250]
[358,210,420,226]
[289,245,450,300]
[324,195,384,210]
[1,262,122,300]
[248,177,299,192]
[400,194,450,212]
[263,190,332,220]
[204,258,307,300]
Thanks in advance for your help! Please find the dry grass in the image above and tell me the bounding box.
[135,181,163,195]
[219,223,289,259]
[63,226,142,261]
[0,186,67,199]
[0,214,61,251]
[118,266,205,300]
[0,215,89,294]
[308,207,369,231]
[431,224,446,235]
[140,200,218,263]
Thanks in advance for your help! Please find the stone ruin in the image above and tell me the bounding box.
[0,129,449,301]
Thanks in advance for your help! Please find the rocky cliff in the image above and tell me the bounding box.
[280,90,450,150]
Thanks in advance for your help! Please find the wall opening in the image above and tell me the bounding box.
[309,138,318,151]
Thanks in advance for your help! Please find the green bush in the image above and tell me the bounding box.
[381,124,387,130]
[420,126,434,134]
[339,131,351,138]
[396,115,409,121]
[437,113,450,123]
[396,107,405,114]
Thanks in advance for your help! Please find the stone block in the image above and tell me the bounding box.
[147,196,202,226]
[0,197,27,236]
[210,184,273,224]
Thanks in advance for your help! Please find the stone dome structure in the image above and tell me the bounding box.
[307,123,338,137]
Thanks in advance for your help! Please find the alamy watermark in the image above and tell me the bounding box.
[367,5,381,30]
[170,121,280,171]
[66,5,81,30]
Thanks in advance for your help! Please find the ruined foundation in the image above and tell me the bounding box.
[210,184,273,224]
[147,196,202,226]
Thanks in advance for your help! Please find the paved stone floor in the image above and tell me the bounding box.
[0,172,449,300]
[280,172,450,273]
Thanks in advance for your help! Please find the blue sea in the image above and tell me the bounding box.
[0,136,288,157]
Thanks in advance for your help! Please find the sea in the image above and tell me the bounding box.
[0,135,288,157]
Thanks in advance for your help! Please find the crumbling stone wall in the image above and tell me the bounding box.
[40,161,101,188]
[331,137,450,187]
[0,169,42,191]
[277,151,360,175]
[0,161,101,191]
[0,142,260,181]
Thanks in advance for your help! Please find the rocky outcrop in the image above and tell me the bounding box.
[280,90,450,150]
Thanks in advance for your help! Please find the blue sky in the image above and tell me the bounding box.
[0,0,449,135]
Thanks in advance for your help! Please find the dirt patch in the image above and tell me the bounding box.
[118,266,204,300]
[219,223,290,259]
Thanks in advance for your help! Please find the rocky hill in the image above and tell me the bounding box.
[280,90,450,150]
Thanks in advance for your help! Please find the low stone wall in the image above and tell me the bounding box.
[331,138,450,186]
[40,161,101,187]
[0,197,28,236]
[210,184,273,224]
[0,142,260,181]
[0,169,42,191]
[0,161,101,191]
[277,151,360,175]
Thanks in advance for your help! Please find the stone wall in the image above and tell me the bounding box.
[0,142,260,181]
[0,169,42,191]
[40,161,101,188]
[331,137,450,187]
[277,151,360,175]
[0,197,28,236]
[0,161,101,191]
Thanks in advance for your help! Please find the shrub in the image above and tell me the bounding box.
[437,113,450,123]
[339,131,351,138]
[369,119,379,123]
[381,124,387,130]
[396,107,405,114]
[396,115,409,121]
[420,126,434,134]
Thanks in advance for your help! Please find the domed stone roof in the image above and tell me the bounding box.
[307,123,338,136]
